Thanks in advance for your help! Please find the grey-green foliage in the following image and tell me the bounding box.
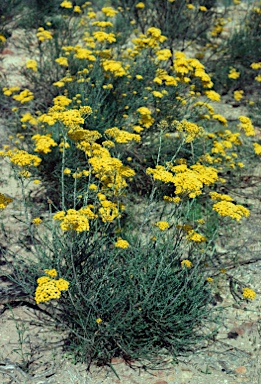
[110,0,219,49]
[4,211,217,368]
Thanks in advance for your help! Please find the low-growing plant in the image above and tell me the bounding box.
[0,0,259,372]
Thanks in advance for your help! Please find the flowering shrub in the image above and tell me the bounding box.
[0,0,259,369]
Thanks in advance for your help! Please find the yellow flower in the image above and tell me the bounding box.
[199,6,207,11]
[206,277,214,283]
[115,238,130,248]
[105,127,141,143]
[53,81,65,87]
[212,201,250,221]
[55,57,68,66]
[63,168,71,175]
[136,2,145,8]
[60,1,73,8]
[187,230,206,243]
[101,7,118,17]
[155,221,170,231]
[35,273,69,305]
[54,209,91,232]
[0,193,13,209]
[253,142,261,155]
[44,269,58,278]
[234,90,244,101]
[13,89,34,103]
[32,134,57,154]
[187,4,195,9]
[7,149,41,167]
[32,217,42,225]
[238,116,255,136]
[152,91,163,98]
[251,62,261,70]
[36,27,52,41]
[93,31,116,44]
[156,49,172,61]
[96,318,102,324]
[205,90,221,102]
[55,278,70,291]
[26,60,37,71]
[242,287,256,300]
[228,67,240,79]
[181,259,193,268]
[0,34,6,42]
[73,5,82,13]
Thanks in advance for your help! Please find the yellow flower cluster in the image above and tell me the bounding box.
[212,114,228,126]
[78,142,135,195]
[60,0,73,8]
[132,27,167,50]
[146,165,175,183]
[205,90,221,102]
[228,67,240,79]
[53,207,97,232]
[92,21,113,28]
[97,193,121,222]
[2,86,20,96]
[1,148,41,167]
[101,7,118,17]
[153,68,178,86]
[207,129,242,168]
[187,230,206,243]
[26,60,37,71]
[234,90,244,101]
[32,217,42,225]
[36,27,52,42]
[0,193,13,209]
[173,119,204,143]
[68,129,101,142]
[136,2,145,9]
[102,59,126,77]
[147,163,218,199]
[105,127,141,143]
[156,48,172,61]
[155,221,170,230]
[13,89,34,104]
[242,287,256,300]
[93,31,116,43]
[209,192,234,201]
[137,106,154,128]
[212,201,250,221]
[35,269,69,304]
[55,56,68,66]
[181,259,193,268]
[173,51,213,88]
[237,116,255,136]
[114,238,130,248]
[0,34,6,42]
[250,62,261,70]
[211,17,226,37]
[32,134,58,154]
[253,142,261,155]
[21,112,38,126]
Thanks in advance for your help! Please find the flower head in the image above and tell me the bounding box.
[181,259,193,268]
[114,238,130,248]
[242,287,256,300]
